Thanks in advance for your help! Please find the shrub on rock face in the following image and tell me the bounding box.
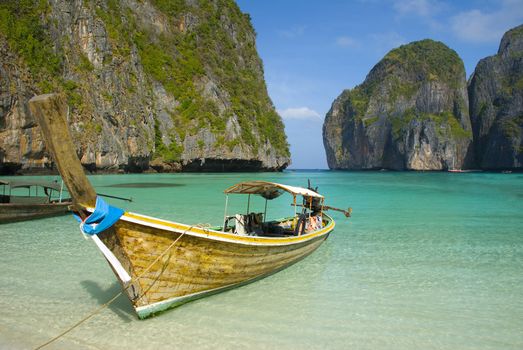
[323,39,472,170]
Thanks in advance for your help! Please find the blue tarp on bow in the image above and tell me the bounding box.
[75,197,124,235]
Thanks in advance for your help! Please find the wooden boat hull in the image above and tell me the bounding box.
[0,202,70,224]
[98,212,335,318]
[28,94,341,319]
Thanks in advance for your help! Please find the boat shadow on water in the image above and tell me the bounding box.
[80,280,135,322]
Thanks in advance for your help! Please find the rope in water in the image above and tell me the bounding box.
[34,224,204,350]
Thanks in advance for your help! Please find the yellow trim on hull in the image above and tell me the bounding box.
[120,211,335,246]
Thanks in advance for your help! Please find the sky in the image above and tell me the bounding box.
[235,0,523,169]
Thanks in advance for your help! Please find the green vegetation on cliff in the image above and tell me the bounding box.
[153,0,288,156]
[342,39,466,126]
[503,25,523,44]
[92,0,288,159]
[0,0,61,92]
[390,109,471,140]
[468,24,523,168]
[500,115,523,139]
[0,0,103,108]
[383,39,464,88]
[339,84,373,123]
[0,0,289,169]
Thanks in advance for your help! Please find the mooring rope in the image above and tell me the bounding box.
[34,224,203,350]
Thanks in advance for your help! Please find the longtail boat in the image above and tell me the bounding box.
[29,94,350,319]
[0,179,71,224]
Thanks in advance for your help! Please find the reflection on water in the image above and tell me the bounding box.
[104,183,184,188]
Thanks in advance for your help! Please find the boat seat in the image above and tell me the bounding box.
[248,212,263,235]
[234,214,248,235]
[233,213,264,236]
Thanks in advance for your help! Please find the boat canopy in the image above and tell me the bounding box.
[224,181,323,200]
[1,180,62,192]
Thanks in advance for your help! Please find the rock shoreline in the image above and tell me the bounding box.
[1,158,288,176]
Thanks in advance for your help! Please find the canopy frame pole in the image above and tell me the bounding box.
[264,198,268,222]
[59,180,64,203]
[223,194,229,232]
[246,194,251,214]
[293,196,297,217]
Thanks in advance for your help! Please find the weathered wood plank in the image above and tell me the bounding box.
[28,94,96,208]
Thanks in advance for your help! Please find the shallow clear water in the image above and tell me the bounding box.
[1,171,522,349]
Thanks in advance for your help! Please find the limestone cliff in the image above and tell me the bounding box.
[468,24,523,170]
[0,0,290,174]
[323,39,472,170]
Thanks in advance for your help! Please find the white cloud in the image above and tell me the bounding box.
[336,36,358,48]
[450,0,523,43]
[277,107,322,120]
[393,0,443,17]
[279,25,306,39]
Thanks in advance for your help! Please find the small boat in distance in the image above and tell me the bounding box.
[0,179,71,224]
[448,169,483,173]
[29,93,351,319]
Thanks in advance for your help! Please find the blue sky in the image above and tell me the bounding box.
[235,0,523,169]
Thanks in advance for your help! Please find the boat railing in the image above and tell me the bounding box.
[220,212,327,238]
[8,196,50,204]
[0,180,65,204]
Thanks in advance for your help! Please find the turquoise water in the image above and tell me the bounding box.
[1,171,522,349]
